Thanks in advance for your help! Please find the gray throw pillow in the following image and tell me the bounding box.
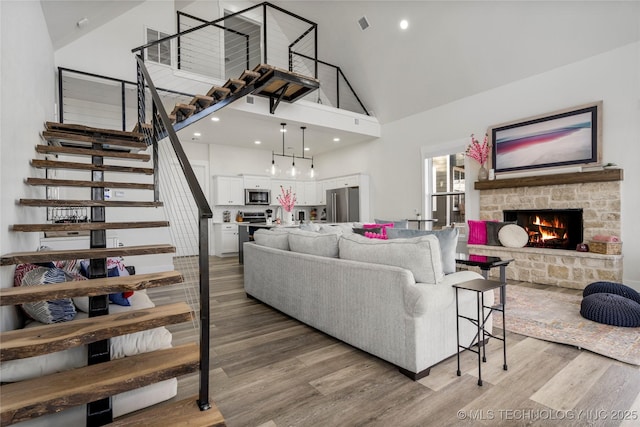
[386,227,459,274]
[375,218,409,229]
[486,221,514,246]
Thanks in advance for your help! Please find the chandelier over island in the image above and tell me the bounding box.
[269,123,315,179]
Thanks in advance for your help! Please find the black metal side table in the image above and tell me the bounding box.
[455,254,513,306]
[452,278,507,386]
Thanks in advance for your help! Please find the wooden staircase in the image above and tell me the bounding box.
[155,63,320,133]
[0,123,224,426]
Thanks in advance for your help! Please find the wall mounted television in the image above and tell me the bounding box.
[490,101,602,174]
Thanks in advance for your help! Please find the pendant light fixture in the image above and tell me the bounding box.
[270,122,315,179]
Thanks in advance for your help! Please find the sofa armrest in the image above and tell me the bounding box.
[404,270,485,317]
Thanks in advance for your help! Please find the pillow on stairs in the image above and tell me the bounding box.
[14,263,77,324]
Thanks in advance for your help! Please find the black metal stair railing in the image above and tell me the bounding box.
[134,54,213,411]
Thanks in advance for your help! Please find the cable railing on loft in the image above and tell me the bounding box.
[57,67,194,133]
[135,1,367,116]
[290,52,369,115]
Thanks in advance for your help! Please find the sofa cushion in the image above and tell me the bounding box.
[339,233,444,284]
[386,227,459,274]
[253,229,290,251]
[288,228,340,257]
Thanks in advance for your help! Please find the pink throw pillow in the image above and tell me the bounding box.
[467,220,488,245]
[364,222,393,237]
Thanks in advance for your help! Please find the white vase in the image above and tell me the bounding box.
[282,210,294,225]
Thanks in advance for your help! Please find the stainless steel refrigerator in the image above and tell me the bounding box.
[326,187,360,222]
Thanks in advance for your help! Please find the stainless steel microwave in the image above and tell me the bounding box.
[245,188,271,205]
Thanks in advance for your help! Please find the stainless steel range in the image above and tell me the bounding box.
[241,211,267,223]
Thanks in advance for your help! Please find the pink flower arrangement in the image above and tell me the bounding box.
[277,185,297,212]
[466,133,491,165]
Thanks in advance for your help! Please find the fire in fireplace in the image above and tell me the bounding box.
[503,209,583,250]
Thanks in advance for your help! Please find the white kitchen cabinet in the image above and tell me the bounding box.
[213,176,244,206]
[214,223,239,256]
[334,175,360,188]
[243,175,271,189]
[294,181,307,206]
[304,181,318,205]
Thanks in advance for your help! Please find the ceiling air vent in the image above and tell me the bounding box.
[358,16,370,31]
[246,96,254,104]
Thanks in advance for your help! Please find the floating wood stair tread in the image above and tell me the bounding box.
[252,66,320,104]
[19,199,163,208]
[170,103,197,122]
[1,302,192,362]
[239,69,261,85]
[43,122,146,152]
[31,159,154,175]
[222,78,246,94]
[205,86,231,100]
[189,95,214,111]
[0,270,182,306]
[35,145,150,161]
[25,178,154,190]
[0,244,176,266]
[12,221,169,232]
[45,122,144,142]
[108,396,226,427]
[0,343,200,426]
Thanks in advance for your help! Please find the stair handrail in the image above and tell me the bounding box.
[134,53,213,412]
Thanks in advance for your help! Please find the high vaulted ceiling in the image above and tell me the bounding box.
[39,1,640,153]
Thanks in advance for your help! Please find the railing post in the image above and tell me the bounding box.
[263,3,267,64]
[177,13,182,70]
[121,81,126,131]
[152,103,160,203]
[58,68,64,123]
[197,216,211,410]
[336,67,340,109]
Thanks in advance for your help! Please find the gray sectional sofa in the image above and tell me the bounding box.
[243,225,493,380]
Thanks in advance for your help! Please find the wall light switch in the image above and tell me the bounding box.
[114,190,125,198]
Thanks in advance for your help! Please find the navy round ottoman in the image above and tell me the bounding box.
[580,293,640,327]
[583,281,640,305]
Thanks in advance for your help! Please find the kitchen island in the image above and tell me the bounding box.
[237,222,295,263]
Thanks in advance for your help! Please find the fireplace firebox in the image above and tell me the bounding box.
[503,209,583,250]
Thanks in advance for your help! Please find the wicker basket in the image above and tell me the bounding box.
[589,241,622,255]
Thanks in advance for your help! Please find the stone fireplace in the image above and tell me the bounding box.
[467,169,623,289]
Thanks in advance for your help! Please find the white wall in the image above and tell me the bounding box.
[317,42,640,288]
[54,1,177,82]
[1,1,56,330]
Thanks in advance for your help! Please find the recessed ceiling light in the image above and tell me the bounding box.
[304,147,310,151]
[211,117,220,122]
[254,140,261,145]
[400,19,409,30]
[333,137,340,142]
[193,132,201,137]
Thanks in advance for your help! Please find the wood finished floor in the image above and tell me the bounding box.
[147,256,640,427]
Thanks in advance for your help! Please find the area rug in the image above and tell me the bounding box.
[492,285,640,366]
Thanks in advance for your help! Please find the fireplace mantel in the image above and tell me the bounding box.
[474,168,623,190]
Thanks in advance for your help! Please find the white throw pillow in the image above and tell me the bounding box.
[498,224,529,248]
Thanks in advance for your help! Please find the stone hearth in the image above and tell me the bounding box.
[470,170,623,289]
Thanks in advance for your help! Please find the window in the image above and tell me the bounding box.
[146,28,172,66]
[426,152,466,228]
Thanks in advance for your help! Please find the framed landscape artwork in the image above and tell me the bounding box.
[490,101,602,174]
